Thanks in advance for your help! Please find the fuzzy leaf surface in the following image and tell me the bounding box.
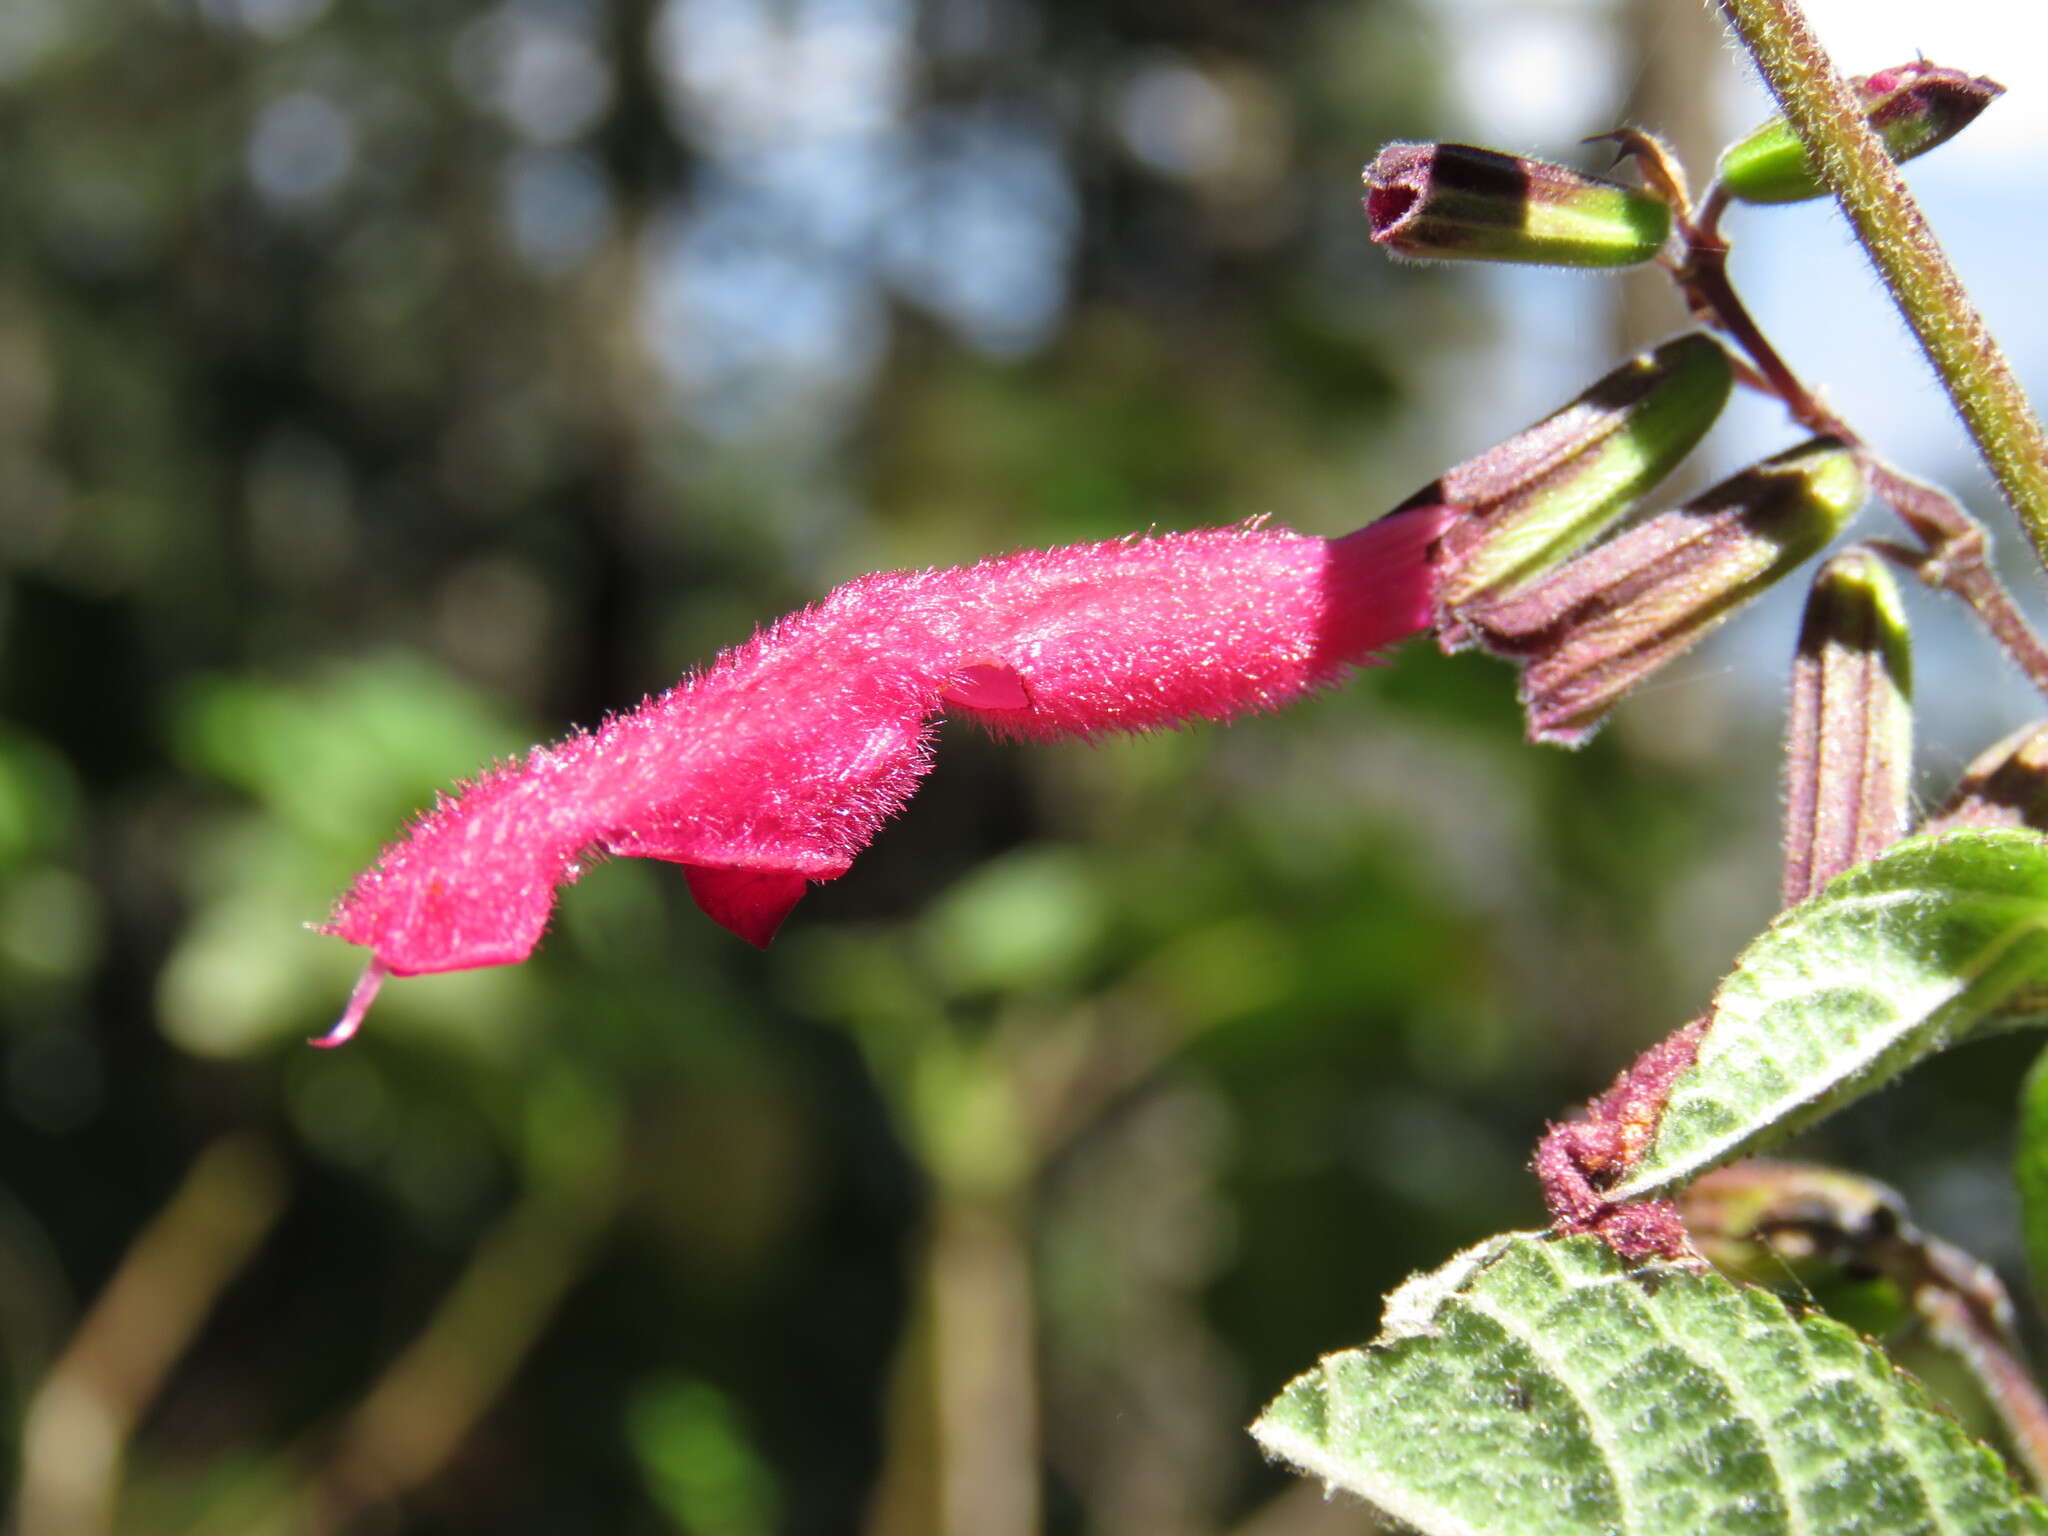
[1609,830,2048,1202]
[1253,1233,2047,1536]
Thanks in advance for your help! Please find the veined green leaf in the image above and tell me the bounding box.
[1253,1233,2048,1536]
[1609,830,2048,1202]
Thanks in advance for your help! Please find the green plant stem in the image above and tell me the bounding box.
[1681,235,1836,439]
[1715,0,2048,577]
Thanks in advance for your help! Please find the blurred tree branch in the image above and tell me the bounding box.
[14,1137,286,1536]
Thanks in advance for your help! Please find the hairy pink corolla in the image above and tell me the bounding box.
[315,506,1447,1044]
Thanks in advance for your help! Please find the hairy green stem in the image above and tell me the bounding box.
[1715,0,2048,576]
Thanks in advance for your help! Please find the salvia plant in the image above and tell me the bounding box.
[313,0,2048,1530]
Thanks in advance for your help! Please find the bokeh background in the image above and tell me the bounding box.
[6,0,2048,1531]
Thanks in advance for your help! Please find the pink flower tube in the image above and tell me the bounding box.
[316,506,1447,1044]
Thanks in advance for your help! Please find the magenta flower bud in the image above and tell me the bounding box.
[1417,331,1733,649]
[1923,721,2048,835]
[1719,61,2004,206]
[1466,438,1864,747]
[1362,142,1671,268]
[1781,548,1912,907]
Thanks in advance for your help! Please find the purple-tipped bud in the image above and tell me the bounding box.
[1923,721,2048,835]
[1362,142,1671,267]
[1720,61,2004,206]
[1466,438,1864,747]
[1781,548,1913,907]
[1415,332,1734,649]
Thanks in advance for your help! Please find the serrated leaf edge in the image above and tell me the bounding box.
[1254,1236,2048,1536]
[1251,1411,1498,1536]
[1251,1234,1546,1536]
[1458,1242,1802,1536]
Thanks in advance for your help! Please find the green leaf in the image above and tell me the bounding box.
[1252,1233,2048,1536]
[2015,1042,2048,1322]
[1609,830,2048,1202]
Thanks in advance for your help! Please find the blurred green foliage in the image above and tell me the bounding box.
[3,0,2035,1532]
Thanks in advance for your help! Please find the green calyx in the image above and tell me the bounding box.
[1364,142,1671,267]
[1466,437,1864,747]
[1429,332,1734,637]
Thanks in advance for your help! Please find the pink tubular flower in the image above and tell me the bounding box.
[315,505,1447,1044]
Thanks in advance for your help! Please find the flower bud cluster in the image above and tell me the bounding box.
[1362,62,1996,749]
[1363,59,2000,269]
